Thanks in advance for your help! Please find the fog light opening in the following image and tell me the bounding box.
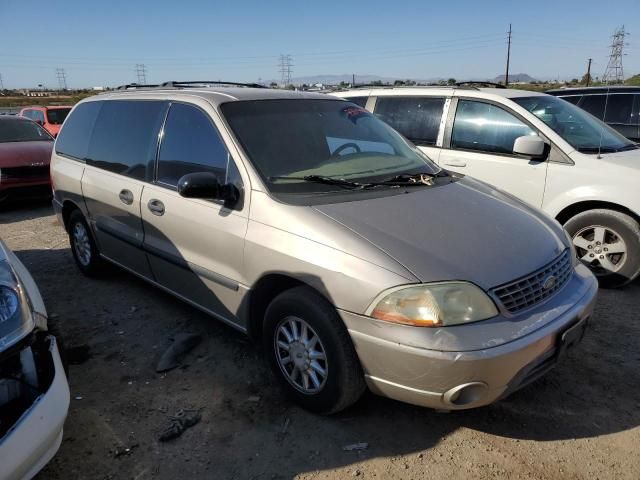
[443,382,488,407]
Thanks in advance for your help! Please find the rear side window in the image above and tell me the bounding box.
[46,108,71,125]
[374,97,445,146]
[55,102,102,160]
[578,95,606,119]
[344,97,368,108]
[157,103,230,186]
[87,100,166,181]
[560,95,582,105]
[451,100,535,155]
[604,94,635,124]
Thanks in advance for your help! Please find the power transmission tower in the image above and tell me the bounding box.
[278,54,293,86]
[56,68,67,90]
[135,64,147,84]
[602,26,628,84]
[504,24,512,87]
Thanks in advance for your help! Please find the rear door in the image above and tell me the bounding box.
[81,99,167,278]
[140,102,249,327]
[372,95,446,162]
[438,98,548,207]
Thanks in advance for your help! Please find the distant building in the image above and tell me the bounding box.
[92,86,105,91]
[17,89,58,97]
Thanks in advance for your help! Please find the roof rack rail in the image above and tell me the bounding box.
[455,81,506,89]
[160,81,267,89]
[115,83,160,90]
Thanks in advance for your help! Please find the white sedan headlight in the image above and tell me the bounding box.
[366,282,498,327]
[0,268,35,348]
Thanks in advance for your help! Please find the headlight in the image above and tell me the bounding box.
[0,277,35,349]
[0,285,19,321]
[366,282,498,327]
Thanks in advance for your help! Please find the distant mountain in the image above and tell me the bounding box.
[491,73,537,83]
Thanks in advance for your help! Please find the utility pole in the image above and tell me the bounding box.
[602,26,627,84]
[0,73,4,91]
[504,23,512,87]
[56,68,67,90]
[135,64,147,84]
[278,54,293,87]
[586,58,592,86]
[352,73,355,87]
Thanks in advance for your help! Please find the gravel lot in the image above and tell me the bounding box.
[2,200,639,480]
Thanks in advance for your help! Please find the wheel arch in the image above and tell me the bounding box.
[555,200,640,226]
[61,199,83,232]
[245,273,335,343]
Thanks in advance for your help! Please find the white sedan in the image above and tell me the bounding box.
[0,239,70,480]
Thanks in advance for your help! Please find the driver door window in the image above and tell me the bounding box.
[439,99,547,207]
[451,100,536,155]
[157,103,231,186]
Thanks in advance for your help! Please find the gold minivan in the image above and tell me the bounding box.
[51,82,597,414]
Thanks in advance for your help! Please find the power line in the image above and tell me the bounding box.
[602,26,628,84]
[505,24,512,87]
[278,54,293,85]
[55,68,67,90]
[135,64,147,84]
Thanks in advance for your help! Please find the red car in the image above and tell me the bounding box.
[0,116,53,203]
[19,106,72,137]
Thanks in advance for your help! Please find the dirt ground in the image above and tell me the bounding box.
[1,200,639,480]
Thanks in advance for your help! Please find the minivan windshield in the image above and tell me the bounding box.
[513,96,638,154]
[46,108,71,125]
[0,118,53,143]
[221,99,440,194]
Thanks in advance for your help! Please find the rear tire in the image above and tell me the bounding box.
[68,210,105,277]
[263,286,366,414]
[564,209,640,288]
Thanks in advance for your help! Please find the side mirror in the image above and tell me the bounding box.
[513,135,548,160]
[177,172,238,206]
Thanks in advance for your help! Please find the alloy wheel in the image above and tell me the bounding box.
[274,316,328,394]
[572,225,627,275]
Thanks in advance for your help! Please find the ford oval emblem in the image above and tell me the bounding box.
[543,275,557,290]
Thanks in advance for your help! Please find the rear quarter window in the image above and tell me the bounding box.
[55,102,102,160]
[374,96,445,146]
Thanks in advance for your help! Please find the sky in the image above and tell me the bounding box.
[1,0,638,88]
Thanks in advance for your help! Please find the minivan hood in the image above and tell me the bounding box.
[314,177,567,290]
[597,147,640,170]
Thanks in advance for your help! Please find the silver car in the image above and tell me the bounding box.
[51,82,597,414]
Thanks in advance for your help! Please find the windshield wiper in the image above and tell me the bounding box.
[269,175,368,189]
[270,172,445,190]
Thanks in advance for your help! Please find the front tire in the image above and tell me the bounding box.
[263,286,366,414]
[564,209,640,288]
[68,210,105,277]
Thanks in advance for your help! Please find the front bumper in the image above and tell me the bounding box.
[340,264,598,410]
[0,335,70,480]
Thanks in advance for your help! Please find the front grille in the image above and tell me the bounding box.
[0,166,49,180]
[491,250,572,314]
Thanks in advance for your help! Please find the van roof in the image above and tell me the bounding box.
[333,86,549,100]
[95,85,338,106]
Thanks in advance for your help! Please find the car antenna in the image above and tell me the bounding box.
[597,86,611,159]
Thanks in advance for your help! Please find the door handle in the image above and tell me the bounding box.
[443,159,467,167]
[119,189,134,205]
[147,199,165,216]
